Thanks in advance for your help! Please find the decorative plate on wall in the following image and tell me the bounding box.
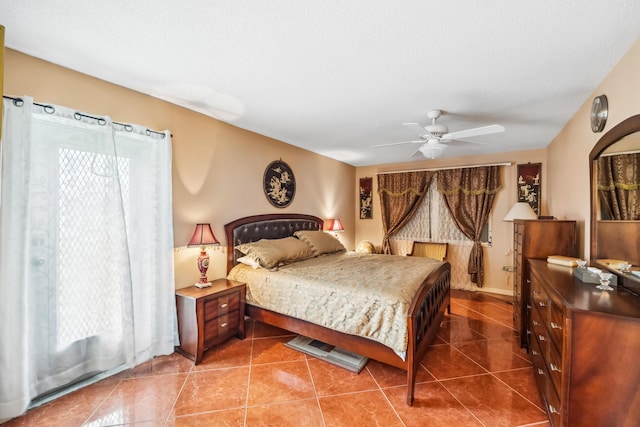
[263,160,296,208]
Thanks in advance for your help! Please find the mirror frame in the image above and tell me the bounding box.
[589,114,640,292]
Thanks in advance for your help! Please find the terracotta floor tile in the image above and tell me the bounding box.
[384,382,483,427]
[128,352,194,377]
[319,390,403,427]
[6,291,551,427]
[251,336,306,365]
[86,373,188,425]
[192,337,253,370]
[245,399,323,427]
[307,358,378,396]
[437,319,487,343]
[173,367,249,415]
[421,344,487,379]
[453,338,531,372]
[492,367,545,410]
[366,359,435,388]
[168,408,246,427]
[247,361,315,406]
[441,373,548,426]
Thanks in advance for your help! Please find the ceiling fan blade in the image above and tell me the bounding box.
[447,139,487,146]
[443,124,504,140]
[371,140,425,148]
[403,122,430,137]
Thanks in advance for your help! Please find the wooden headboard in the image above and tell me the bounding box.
[224,213,323,273]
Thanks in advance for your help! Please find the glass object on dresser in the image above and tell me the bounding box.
[589,115,640,295]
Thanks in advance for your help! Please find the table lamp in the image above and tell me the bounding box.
[187,223,219,288]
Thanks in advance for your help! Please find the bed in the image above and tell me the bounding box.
[224,213,451,405]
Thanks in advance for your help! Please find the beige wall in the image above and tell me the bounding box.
[3,49,356,287]
[4,35,639,295]
[547,37,640,260]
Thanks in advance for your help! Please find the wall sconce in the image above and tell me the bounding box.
[503,202,538,221]
[187,223,220,288]
[327,218,344,237]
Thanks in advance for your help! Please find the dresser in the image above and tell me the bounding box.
[175,279,246,363]
[528,259,640,426]
[513,219,577,349]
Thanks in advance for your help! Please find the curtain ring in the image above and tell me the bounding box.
[12,98,24,107]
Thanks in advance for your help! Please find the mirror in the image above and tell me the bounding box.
[590,114,640,294]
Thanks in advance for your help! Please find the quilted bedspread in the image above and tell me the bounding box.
[227,252,443,354]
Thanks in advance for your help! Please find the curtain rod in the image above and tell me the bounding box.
[376,161,512,175]
[3,95,168,138]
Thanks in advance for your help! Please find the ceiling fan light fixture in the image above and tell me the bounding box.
[419,144,444,159]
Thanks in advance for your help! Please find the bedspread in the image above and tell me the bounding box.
[227,252,443,354]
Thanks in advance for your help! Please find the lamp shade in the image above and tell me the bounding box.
[187,223,219,246]
[328,218,344,232]
[503,202,538,221]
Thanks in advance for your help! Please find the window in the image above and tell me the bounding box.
[392,180,491,244]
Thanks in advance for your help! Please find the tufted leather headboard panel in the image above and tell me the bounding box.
[224,213,323,273]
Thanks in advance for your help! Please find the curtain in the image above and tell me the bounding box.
[0,97,176,421]
[597,153,640,220]
[377,171,435,254]
[437,166,501,287]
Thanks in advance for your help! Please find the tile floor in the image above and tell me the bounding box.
[4,290,550,427]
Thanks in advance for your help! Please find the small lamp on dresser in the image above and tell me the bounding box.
[503,202,538,221]
[187,223,220,288]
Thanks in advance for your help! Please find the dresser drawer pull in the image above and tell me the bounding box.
[549,405,560,415]
[550,363,561,372]
[533,290,541,295]
[537,368,545,376]
[526,329,532,335]
[538,334,546,341]
[526,304,532,310]
[532,319,539,326]
[220,303,228,308]
[531,349,539,356]
[538,301,546,307]
[220,322,228,328]
[550,322,562,330]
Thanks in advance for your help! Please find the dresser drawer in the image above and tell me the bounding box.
[203,291,240,321]
[547,344,563,398]
[204,310,240,347]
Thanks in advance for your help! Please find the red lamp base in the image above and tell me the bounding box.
[194,250,212,288]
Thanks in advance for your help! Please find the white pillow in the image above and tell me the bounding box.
[237,255,262,269]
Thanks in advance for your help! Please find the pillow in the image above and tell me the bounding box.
[235,237,314,269]
[237,255,262,269]
[294,230,346,256]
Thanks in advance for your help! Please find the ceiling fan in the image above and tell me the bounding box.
[373,109,505,159]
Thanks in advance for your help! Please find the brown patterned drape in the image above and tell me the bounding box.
[437,166,502,287]
[377,171,435,254]
[597,153,640,220]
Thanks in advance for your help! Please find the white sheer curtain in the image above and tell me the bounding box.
[0,97,177,421]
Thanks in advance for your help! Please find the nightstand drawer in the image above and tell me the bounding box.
[203,291,240,321]
[204,310,240,347]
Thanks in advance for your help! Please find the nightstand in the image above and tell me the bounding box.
[175,278,246,364]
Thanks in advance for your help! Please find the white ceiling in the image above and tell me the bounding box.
[3,1,640,166]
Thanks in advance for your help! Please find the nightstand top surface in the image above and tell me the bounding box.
[176,278,245,299]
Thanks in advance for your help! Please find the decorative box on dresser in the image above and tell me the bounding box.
[512,219,577,349]
[528,259,640,426]
[175,279,246,364]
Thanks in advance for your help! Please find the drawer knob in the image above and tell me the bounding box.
[537,368,545,376]
[538,301,546,307]
[550,363,561,373]
[550,322,562,330]
[220,322,228,328]
[538,334,546,341]
[220,303,228,308]
[549,405,560,415]
[532,319,539,326]
[532,349,539,355]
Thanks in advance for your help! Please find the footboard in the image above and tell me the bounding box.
[405,262,451,404]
